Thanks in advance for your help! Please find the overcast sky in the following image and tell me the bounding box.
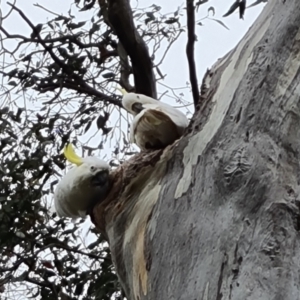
[2,0,264,101]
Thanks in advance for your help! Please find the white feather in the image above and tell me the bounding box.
[54,157,110,219]
[122,93,189,150]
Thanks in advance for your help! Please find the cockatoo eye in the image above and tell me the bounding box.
[90,166,95,171]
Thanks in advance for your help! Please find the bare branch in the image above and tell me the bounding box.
[6,2,123,108]
[117,42,134,92]
[40,243,111,261]
[155,30,183,68]
[186,0,200,107]
[103,0,157,98]
[33,3,61,17]
[39,80,123,107]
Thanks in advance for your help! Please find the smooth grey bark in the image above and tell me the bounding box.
[92,1,300,299]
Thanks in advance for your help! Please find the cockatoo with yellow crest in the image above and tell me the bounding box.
[54,144,111,219]
[120,89,189,150]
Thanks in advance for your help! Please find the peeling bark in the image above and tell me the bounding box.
[92,1,300,299]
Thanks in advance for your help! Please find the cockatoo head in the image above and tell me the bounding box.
[63,144,110,188]
[119,88,158,116]
[117,88,189,151]
[54,144,111,219]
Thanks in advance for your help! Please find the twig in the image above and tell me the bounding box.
[1,0,15,20]
[41,242,111,261]
[38,80,122,107]
[117,41,134,92]
[6,2,123,108]
[186,0,200,107]
[33,3,61,17]
[43,79,64,104]
[0,28,104,48]
[158,90,168,100]
[155,30,183,67]
[7,3,63,66]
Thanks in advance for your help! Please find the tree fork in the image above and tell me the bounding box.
[92,1,300,299]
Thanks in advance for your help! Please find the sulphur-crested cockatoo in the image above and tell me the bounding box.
[120,90,189,150]
[54,144,111,219]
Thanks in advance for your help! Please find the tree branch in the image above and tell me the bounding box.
[7,3,72,76]
[40,243,111,261]
[117,42,134,92]
[37,79,122,107]
[103,0,157,98]
[6,2,123,108]
[186,0,200,107]
[0,27,96,47]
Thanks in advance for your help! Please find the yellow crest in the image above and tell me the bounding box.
[63,143,83,166]
[116,87,127,95]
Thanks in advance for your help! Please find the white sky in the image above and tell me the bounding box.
[2,0,264,101]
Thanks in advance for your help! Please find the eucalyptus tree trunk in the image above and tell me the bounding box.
[92,1,300,299]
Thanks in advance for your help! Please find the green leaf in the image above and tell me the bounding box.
[208,6,215,16]
[102,72,115,79]
[209,18,230,30]
[8,81,17,86]
[164,17,179,24]
[68,21,86,29]
[223,1,240,18]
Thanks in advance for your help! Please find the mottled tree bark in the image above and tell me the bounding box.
[92,1,300,299]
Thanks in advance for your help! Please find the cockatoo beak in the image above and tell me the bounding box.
[63,144,83,166]
[132,102,144,114]
[91,170,109,186]
[116,87,127,95]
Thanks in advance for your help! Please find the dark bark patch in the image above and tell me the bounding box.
[248,113,255,120]
[216,253,228,300]
[223,146,252,191]
[235,107,242,123]
[245,130,250,142]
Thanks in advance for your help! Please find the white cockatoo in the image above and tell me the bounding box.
[120,90,189,150]
[54,144,111,219]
